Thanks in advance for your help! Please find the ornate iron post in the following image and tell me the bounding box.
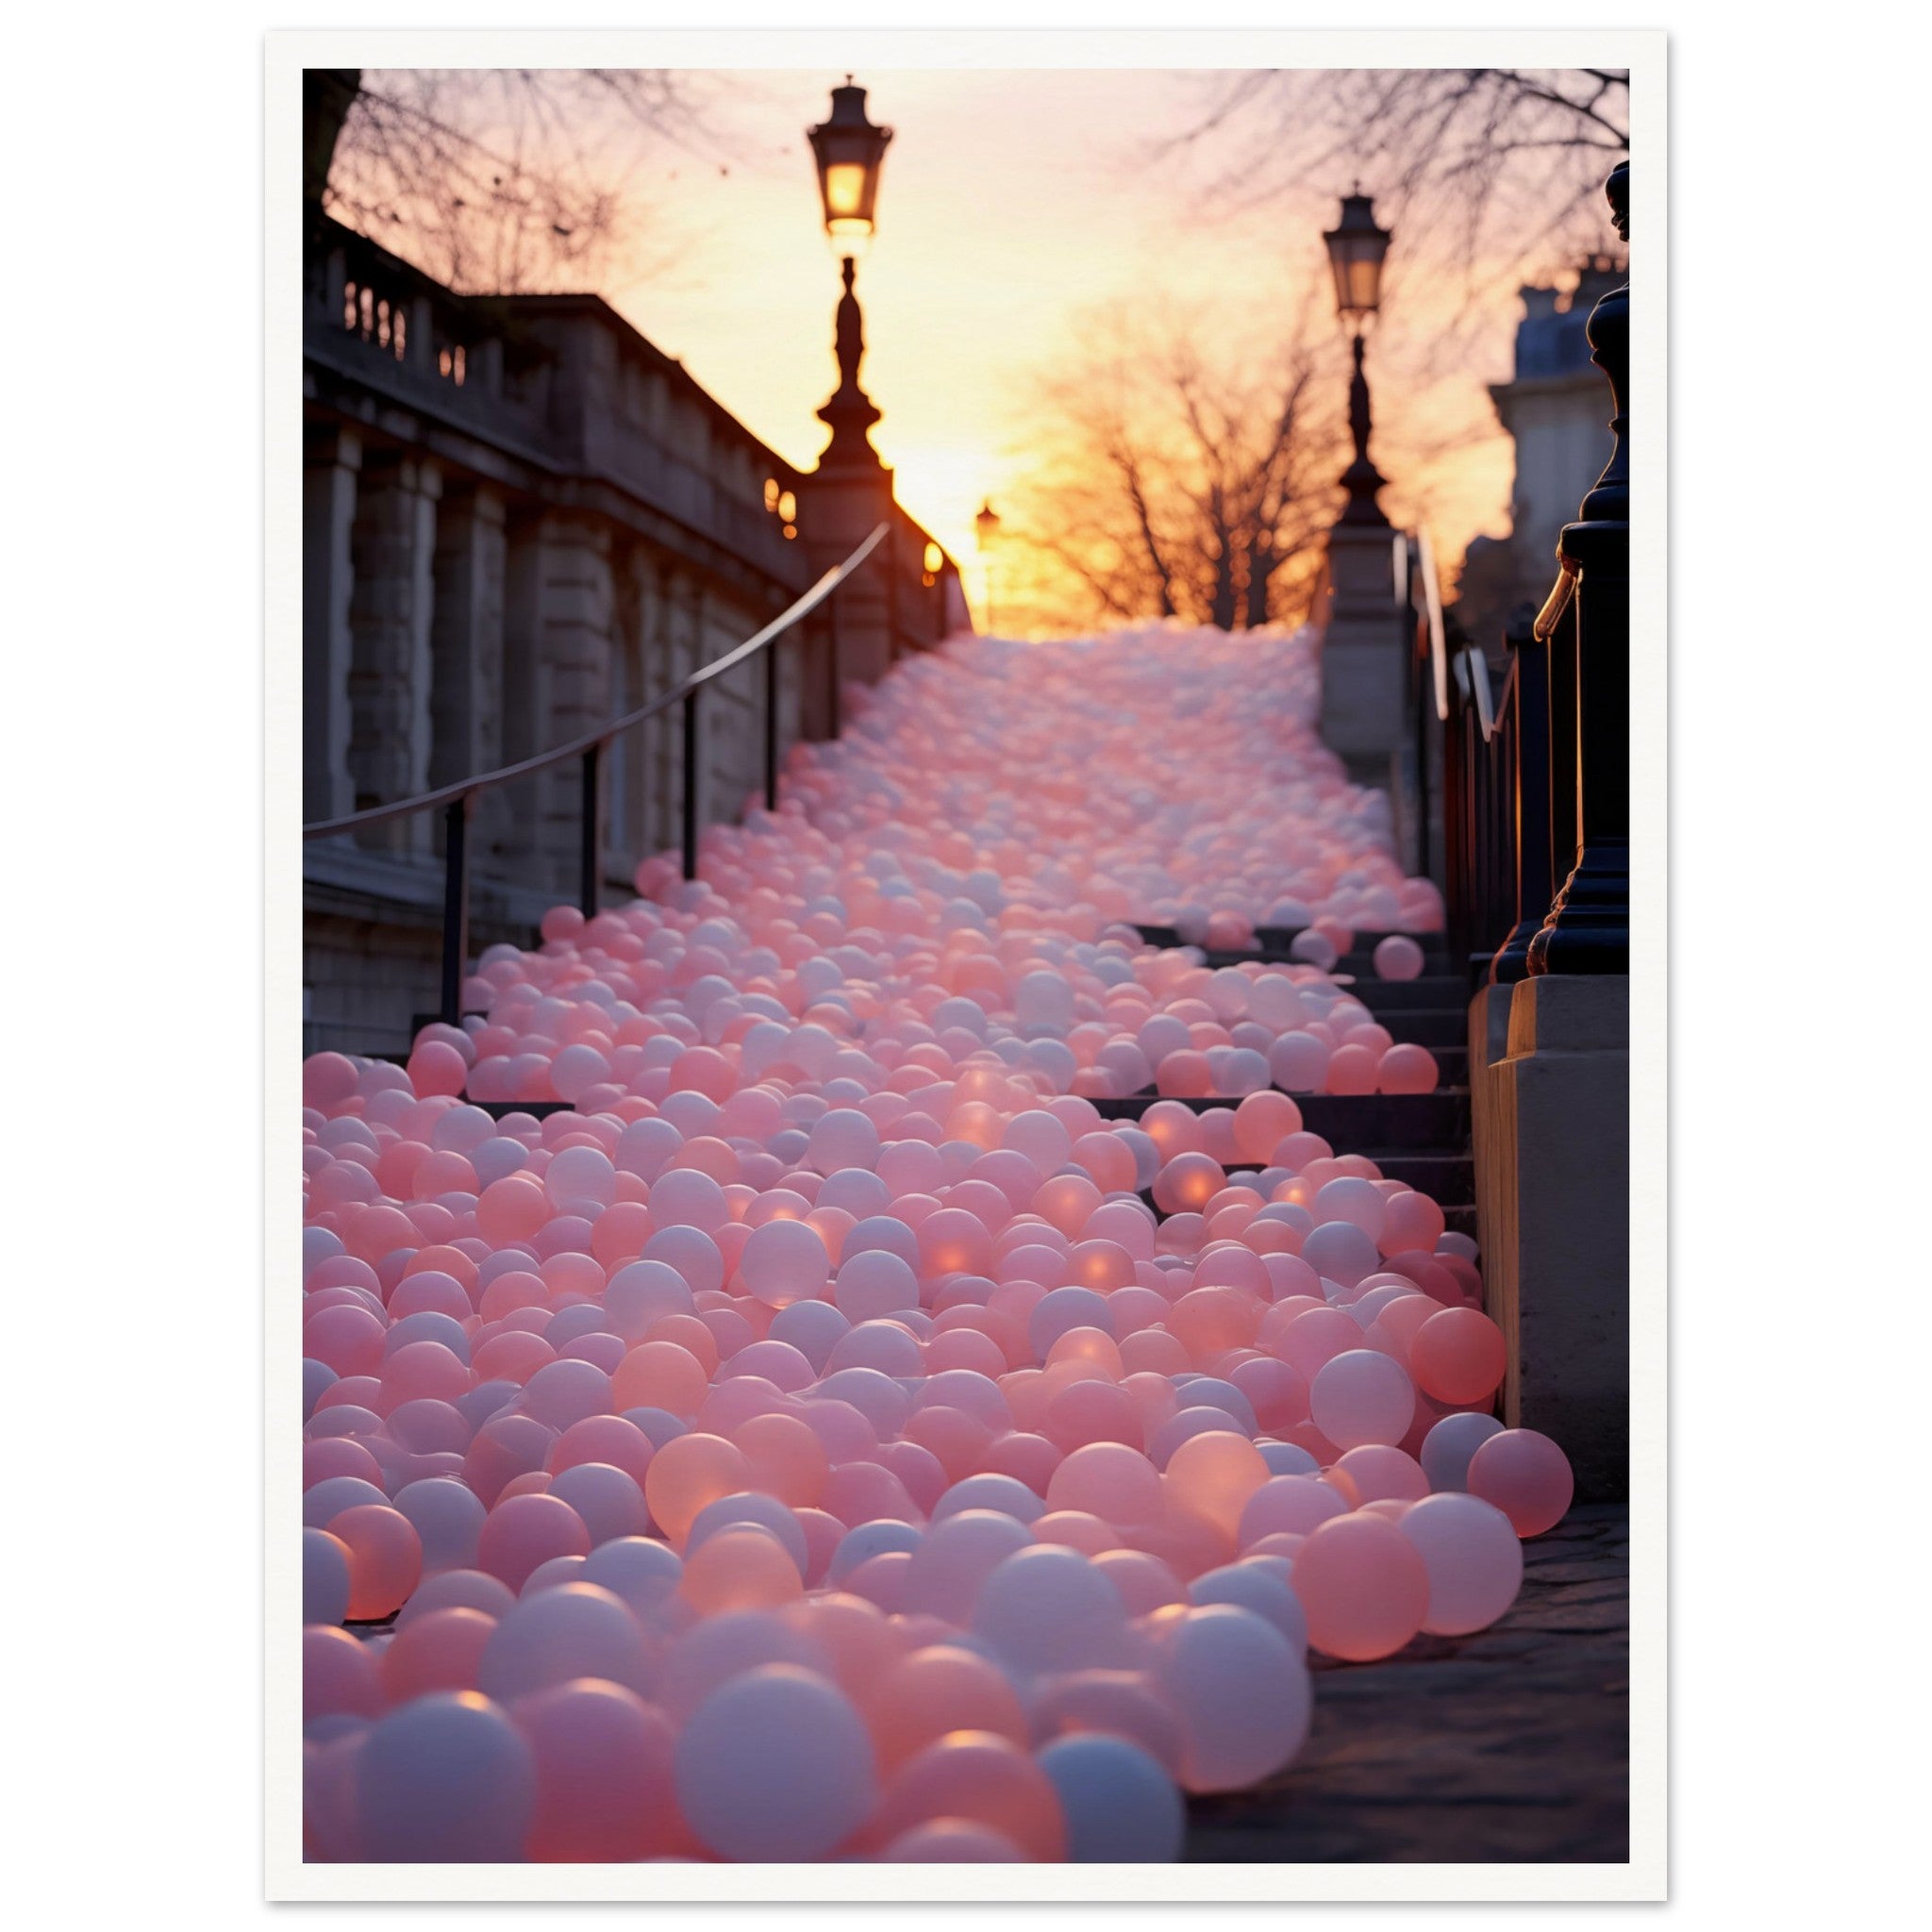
[816,256,884,470]
[1529,159,1630,976]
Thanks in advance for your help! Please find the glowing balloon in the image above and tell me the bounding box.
[1291,1512,1431,1660]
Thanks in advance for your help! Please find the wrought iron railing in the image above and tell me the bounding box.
[1411,158,1632,988]
[304,523,890,1026]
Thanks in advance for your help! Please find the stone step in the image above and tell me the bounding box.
[464,1097,1476,1225]
[1092,1088,1471,1152]
[1257,925,1453,961]
[1347,977,1468,1012]
[1198,1152,1473,1198]
[1367,1008,1465,1048]
[1132,922,1455,964]
[1364,1153,1474,1198]
[471,1090,1474,1151]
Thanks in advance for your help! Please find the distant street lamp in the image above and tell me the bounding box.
[1323,187,1393,528]
[975,500,1002,630]
[808,78,893,469]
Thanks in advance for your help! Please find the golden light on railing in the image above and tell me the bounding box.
[764,478,781,512]
[779,491,797,523]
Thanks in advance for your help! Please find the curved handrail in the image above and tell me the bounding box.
[304,521,889,840]
[1531,558,1578,644]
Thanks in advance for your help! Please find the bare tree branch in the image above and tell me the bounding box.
[994,303,1346,634]
[322,68,728,293]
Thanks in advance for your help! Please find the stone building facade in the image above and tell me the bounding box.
[304,217,963,1055]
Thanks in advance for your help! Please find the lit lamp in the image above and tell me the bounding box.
[975,500,1002,631]
[1323,187,1393,526]
[809,77,893,468]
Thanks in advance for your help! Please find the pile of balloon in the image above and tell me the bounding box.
[302,622,1574,1863]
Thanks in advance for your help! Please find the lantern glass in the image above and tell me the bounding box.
[1323,192,1391,323]
[809,80,892,248]
[824,161,868,221]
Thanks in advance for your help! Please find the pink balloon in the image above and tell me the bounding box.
[1291,1512,1431,1660]
[1467,1429,1575,1537]
[1399,1491,1524,1634]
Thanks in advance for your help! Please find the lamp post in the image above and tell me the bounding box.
[1323,188,1393,528]
[975,499,1001,632]
[808,77,893,470]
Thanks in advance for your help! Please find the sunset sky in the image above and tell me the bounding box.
[579,68,1543,586]
[349,65,1624,621]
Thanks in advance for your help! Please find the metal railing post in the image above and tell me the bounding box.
[763,634,780,810]
[440,794,471,1027]
[681,688,701,881]
[303,525,890,1025]
[885,523,903,663]
[578,741,601,917]
[1493,608,1551,983]
[827,584,843,739]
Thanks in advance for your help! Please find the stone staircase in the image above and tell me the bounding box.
[427,928,1476,1241]
[1121,927,1475,1241]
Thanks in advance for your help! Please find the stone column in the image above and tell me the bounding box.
[430,483,508,850]
[636,555,679,860]
[798,468,897,691]
[346,452,441,852]
[1318,522,1409,804]
[501,509,613,891]
[605,543,654,883]
[303,424,359,823]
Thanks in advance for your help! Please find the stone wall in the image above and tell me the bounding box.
[302,218,963,1058]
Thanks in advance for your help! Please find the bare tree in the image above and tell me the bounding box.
[999,304,1342,634]
[308,68,724,293]
[1170,68,1628,298]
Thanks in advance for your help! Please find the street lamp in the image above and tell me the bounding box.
[975,500,1002,631]
[1323,187,1393,527]
[808,78,893,469]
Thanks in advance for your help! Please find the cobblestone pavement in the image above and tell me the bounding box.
[1185,1503,1629,1863]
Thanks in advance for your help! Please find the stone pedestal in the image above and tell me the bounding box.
[799,464,896,694]
[1319,519,1407,805]
[1469,974,1629,1500]
[303,425,359,823]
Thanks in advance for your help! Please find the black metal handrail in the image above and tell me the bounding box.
[305,521,890,1024]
